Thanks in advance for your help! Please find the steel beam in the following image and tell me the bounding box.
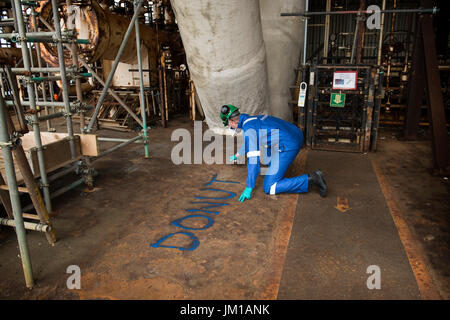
[355,0,366,64]
[404,21,426,140]
[376,0,386,66]
[404,2,449,170]
[371,69,383,151]
[420,10,450,170]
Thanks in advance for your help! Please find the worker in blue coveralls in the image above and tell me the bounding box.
[220,104,327,202]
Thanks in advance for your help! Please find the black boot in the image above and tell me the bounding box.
[308,170,327,197]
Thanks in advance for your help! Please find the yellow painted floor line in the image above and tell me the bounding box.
[260,148,308,300]
[371,159,441,300]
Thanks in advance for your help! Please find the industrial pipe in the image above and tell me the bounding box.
[34,111,66,121]
[50,0,77,160]
[171,0,270,132]
[3,67,61,73]
[97,137,143,143]
[0,31,65,39]
[0,218,51,233]
[47,165,76,182]
[134,1,149,158]
[281,8,439,16]
[5,100,78,107]
[34,0,169,65]
[31,6,52,131]
[22,171,99,212]
[66,0,85,132]
[95,135,143,159]
[303,0,309,65]
[13,0,52,214]
[0,93,34,289]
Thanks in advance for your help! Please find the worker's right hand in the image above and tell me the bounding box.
[238,187,253,202]
[230,154,238,163]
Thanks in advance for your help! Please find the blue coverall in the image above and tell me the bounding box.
[236,113,309,195]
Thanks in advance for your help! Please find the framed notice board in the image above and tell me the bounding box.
[332,71,358,90]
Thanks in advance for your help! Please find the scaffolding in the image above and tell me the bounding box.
[0,0,150,288]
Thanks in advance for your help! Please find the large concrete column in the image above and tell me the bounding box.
[170,0,270,133]
[259,0,306,122]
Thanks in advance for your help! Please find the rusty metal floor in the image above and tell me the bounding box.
[0,118,444,299]
[278,150,421,299]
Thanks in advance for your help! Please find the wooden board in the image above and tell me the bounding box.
[0,131,93,184]
[22,131,99,157]
[28,135,82,177]
[78,134,99,157]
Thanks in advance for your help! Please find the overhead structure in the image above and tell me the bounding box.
[34,0,170,88]
[35,0,167,63]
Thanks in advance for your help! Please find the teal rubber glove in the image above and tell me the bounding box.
[239,187,253,202]
[230,154,238,163]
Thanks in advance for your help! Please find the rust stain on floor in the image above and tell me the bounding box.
[335,197,351,213]
[259,148,308,299]
[67,149,309,300]
[371,159,441,300]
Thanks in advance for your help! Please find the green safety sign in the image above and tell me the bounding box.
[330,93,346,107]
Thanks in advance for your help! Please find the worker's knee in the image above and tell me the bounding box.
[263,181,277,195]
